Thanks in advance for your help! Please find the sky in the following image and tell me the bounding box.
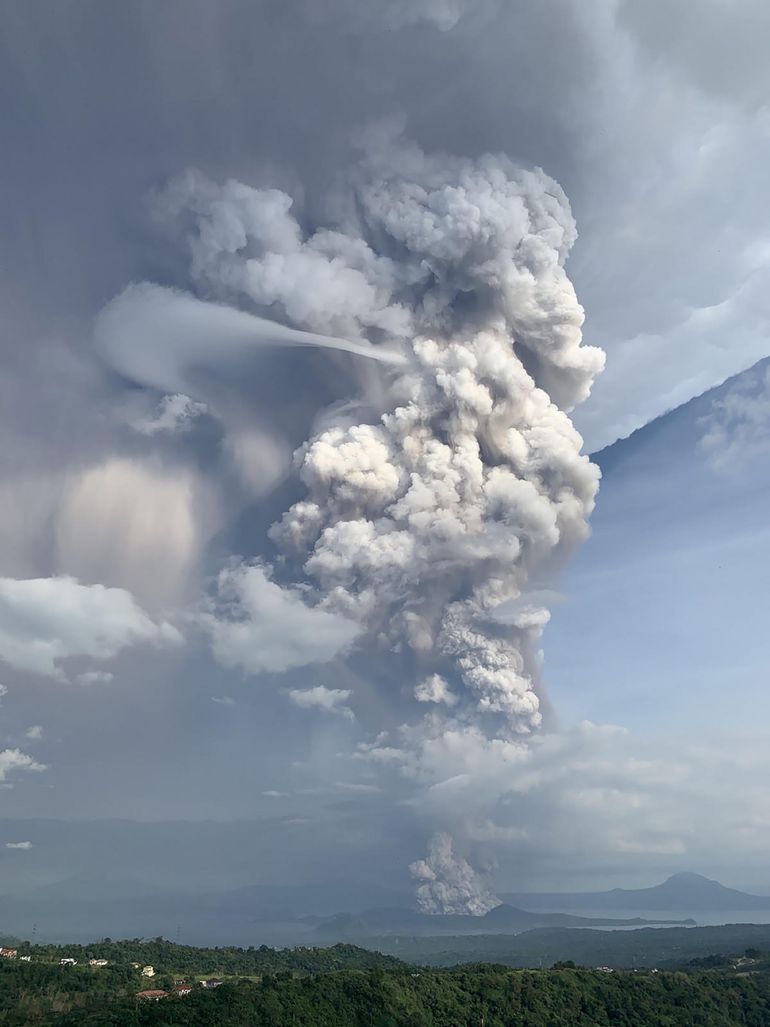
[0,0,769,911]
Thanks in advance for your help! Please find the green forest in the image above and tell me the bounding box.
[15,938,402,976]
[2,940,770,1026]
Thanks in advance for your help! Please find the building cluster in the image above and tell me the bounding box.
[1,944,227,1000]
[136,989,167,1001]
[137,983,195,1001]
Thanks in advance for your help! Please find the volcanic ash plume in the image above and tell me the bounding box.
[153,130,602,736]
[147,130,604,910]
[266,132,602,736]
[410,832,499,915]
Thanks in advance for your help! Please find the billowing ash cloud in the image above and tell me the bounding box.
[102,127,603,911]
[200,563,361,676]
[264,129,604,737]
[409,832,499,915]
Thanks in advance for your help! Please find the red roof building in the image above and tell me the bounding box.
[137,989,167,1001]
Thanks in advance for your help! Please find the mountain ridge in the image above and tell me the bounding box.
[311,902,693,939]
[500,872,770,913]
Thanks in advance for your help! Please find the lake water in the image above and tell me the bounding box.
[559,908,770,929]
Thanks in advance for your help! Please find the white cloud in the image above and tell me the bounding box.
[132,393,208,435]
[211,696,235,706]
[76,671,115,686]
[201,563,361,675]
[0,575,180,679]
[415,674,458,707]
[335,780,381,793]
[24,726,44,741]
[359,716,770,882]
[5,841,32,850]
[0,749,46,784]
[287,685,355,720]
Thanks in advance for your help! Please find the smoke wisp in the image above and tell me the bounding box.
[95,283,404,400]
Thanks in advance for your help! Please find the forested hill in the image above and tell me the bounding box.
[5,961,770,1026]
[366,922,770,969]
[12,937,402,974]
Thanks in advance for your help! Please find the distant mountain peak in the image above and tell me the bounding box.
[665,872,713,884]
[500,872,770,913]
[657,872,736,894]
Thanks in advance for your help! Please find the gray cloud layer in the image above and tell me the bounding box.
[0,575,179,679]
